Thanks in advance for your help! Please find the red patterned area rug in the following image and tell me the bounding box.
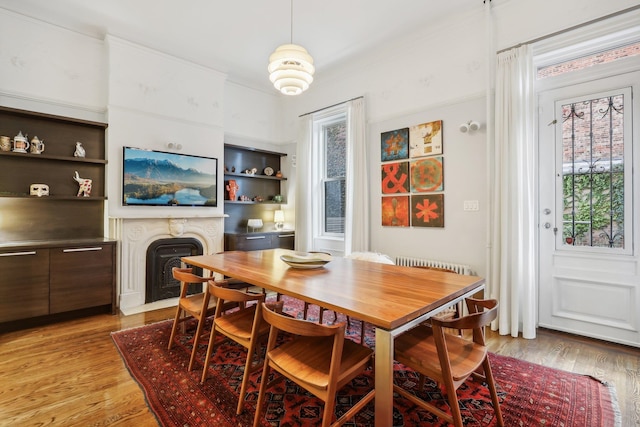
[111,296,620,426]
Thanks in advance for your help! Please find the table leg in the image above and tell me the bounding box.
[374,327,394,427]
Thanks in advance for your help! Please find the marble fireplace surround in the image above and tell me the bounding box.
[110,216,225,315]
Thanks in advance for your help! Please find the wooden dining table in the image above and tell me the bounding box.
[182,248,485,427]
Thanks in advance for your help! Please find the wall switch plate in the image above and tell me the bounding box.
[464,200,479,211]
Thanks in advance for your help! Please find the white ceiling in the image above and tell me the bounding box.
[0,0,481,92]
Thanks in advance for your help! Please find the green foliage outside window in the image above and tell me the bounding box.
[562,166,624,247]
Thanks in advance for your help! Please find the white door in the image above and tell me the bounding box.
[538,72,640,347]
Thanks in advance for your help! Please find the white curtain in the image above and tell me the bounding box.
[344,97,369,254]
[490,45,537,339]
[294,115,313,252]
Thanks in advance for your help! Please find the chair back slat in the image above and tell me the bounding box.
[260,302,344,338]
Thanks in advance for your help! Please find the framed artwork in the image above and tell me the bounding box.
[381,196,410,227]
[409,120,443,158]
[410,156,444,193]
[411,194,444,228]
[381,128,409,162]
[381,162,409,194]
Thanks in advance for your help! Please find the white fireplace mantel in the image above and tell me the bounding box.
[109,216,224,315]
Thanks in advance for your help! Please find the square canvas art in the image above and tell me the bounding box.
[410,156,444,193]
[381,162,409,194]
[411,194,444,228]
[381,128,409,162]
[381,196,410,227]
[409,120,443,158]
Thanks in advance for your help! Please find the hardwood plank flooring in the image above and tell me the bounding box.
[1,308,638,426]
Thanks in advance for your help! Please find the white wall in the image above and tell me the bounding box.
[105,36,226,219]
[0,8,106,121]
[370,97,487,274]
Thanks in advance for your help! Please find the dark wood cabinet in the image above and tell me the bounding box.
[50,243,116,314]
[0,248,50,322]
[0,107,115,331]
[225,231,295,251]
[0,241,116,331]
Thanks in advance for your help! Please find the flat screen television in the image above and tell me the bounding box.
[122,146,218,207]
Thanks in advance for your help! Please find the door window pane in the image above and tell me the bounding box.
[562,94,625,248]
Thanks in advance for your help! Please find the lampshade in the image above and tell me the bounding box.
[268,44,314,95]
[273,210,285,223]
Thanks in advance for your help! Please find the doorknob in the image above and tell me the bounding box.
[544,222,551,229]
[543,208,551,215]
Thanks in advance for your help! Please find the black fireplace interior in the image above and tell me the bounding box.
[146,238,204,303]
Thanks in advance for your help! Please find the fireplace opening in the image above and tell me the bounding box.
[146,237,204,303]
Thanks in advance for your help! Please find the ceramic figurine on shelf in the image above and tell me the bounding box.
[30,136,45,154]
[73,171,92,197]
[226,179,239,201]
[74,141,86,158]
[29,183,50,197]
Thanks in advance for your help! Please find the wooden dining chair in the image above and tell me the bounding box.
[253,302,375,427]
[167,267,219,371]
[393,298,504,427]
[200,282,283,415]
[413,265,463,334]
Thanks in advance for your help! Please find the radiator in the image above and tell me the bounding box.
[394,256,472,275]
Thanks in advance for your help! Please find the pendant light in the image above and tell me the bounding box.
[268,0,314,95]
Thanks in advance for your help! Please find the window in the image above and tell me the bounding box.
[313,111,347,238]
[538,41,640,79]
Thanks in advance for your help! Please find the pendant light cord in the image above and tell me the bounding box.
[290,0,293,43]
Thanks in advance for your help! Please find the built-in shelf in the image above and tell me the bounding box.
[0,150,107,164]
[224,143,288,235]
[224,172,287,181]
[0,195,107,200]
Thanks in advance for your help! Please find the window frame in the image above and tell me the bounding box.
[311,107,347,243]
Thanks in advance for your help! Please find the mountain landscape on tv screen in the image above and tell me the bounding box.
[124,158,216,206]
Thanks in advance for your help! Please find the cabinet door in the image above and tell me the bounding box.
[49,244,115,314]
[0,249,49,322]
[272,232,295,249]
[225,233,273,251]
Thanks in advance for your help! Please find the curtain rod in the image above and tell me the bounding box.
[497,4,640,54]
[299,96,364,117]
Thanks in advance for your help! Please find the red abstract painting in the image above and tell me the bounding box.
[410,156,444,193]
[381,162,409,194]
[381,196,410,227]
[411,194,444,227]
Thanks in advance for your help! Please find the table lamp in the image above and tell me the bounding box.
[274,210,284,230]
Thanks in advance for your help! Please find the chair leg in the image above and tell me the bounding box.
[483,359,504,426]
[321,392,336,427]
[200,326,218,383]
[442,377,464,427]
[236,338,261,414]
[167,308,183,350]
[252,362,272,427]
[188,316,206,371]
[303,302,310,319]
[418,374,427,391]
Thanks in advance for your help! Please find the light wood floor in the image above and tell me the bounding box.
[1,308,638,426]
